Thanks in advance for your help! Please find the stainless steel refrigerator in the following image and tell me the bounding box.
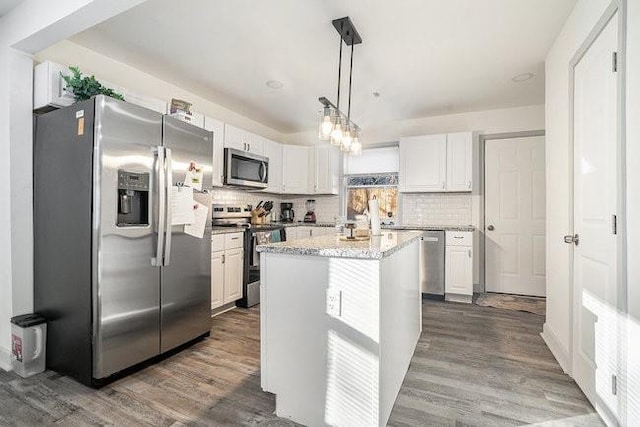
[34,95,212,386]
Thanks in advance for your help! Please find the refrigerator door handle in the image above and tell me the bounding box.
[163,148,173,266]
[152,146,165,267]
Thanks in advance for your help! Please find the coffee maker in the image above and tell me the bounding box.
[303,199,316,223]
[280,202,294,222]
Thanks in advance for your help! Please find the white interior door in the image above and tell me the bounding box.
[485,136,546,296]
[572,12,619,420]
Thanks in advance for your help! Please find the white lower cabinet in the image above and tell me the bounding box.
[445,231,473,303]
[211,232,244,310]
[223,247,244,303]
[284,226,335,241]
[211,251,224,308]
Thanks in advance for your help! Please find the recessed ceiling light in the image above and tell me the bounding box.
[512,72,535,83]
[266,80,284,89]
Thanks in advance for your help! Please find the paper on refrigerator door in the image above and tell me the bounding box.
[184,201,208,238]
[171,186,195,225]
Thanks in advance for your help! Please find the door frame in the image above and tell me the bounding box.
[479,130,545,293]
[568,0,627,423]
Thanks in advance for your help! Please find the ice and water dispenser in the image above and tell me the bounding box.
[117,170,150,226]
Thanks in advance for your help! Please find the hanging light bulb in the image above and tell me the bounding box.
[350,132,362,155]
[342,124,353,147]
[330,117,343,146]
[318,107,333,140]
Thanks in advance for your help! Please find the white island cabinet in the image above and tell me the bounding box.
[257,231,423,427]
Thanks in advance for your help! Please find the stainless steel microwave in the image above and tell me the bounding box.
[224,148,268,188]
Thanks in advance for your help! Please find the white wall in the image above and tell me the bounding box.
[543,0,612,372]
[35,40,286,142]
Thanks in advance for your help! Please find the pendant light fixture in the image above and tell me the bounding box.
[318,16,362,155]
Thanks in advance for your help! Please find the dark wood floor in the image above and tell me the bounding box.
[0,301,602,426]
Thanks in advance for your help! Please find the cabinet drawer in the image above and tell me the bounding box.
[212,234,225,252]
[225,232,244,249]
[446,231,472,247]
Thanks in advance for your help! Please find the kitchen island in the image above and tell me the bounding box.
[257,231,423,427]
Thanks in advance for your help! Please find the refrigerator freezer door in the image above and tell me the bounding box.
[160,116,213,352]
[93,96,163,379]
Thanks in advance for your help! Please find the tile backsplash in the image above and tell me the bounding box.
[285,196,340,223]
[211,188,471,226]
[210,187,339,223]
[401,193,472,226]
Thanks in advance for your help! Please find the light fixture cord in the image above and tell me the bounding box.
[347,41,354,121]
[336,23,343,111]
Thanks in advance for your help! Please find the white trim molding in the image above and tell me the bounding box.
[541,323,571,375]
[0,345,12,372]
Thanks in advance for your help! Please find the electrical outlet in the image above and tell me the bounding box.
[327,289,342,317]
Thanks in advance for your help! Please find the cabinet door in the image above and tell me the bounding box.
[264,139,283,193]
[446,132,473,192]
[204,116,225,187]
[282,145,309,194]
[313,146,340,194]
[223,248,244,304]
[445,246,473,295]
[211,251,224,309]
[246,133,264,155]
[296,227,312,238]
[224,124,250,151]
[399,134,447,192]
[284,227,297,241]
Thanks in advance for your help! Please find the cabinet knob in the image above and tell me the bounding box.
[467,181,471,189]
[468,249,472,258]
[442,182,445,189]
[487,225,495,231]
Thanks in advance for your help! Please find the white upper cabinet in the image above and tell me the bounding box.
[264,138,283,193]
[446,132,473,192]
[204,116,225,187]
[399,134,447,192]
[309,145,340,195]
[33,61,76,111]
[282,145,309,194]
[399,132,473,193]
[224,124,264,155]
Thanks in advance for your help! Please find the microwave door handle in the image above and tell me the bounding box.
[164,148,173,266]
[259,161,267,182]
[153,146,165,267]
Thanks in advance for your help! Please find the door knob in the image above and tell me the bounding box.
[564,234,579,245]
[487,225,495,231]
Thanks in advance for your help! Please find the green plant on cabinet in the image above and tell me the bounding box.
[61,66,125,102]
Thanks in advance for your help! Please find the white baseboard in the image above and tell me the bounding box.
[0,345,12,372]
[541,323,571,374]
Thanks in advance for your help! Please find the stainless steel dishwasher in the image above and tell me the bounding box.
[420,230,445,298]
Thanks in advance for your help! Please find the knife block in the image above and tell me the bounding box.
[251,211,268,225]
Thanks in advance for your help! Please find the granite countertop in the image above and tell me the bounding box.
[269,222,474,231]
[382,224,475,232]
[276,221,336,228]
[256,230,424,260]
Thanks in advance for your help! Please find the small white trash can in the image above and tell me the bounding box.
[10,313,47,378]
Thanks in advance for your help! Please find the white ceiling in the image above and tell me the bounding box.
[0,0,24,17]
[71,0,576,133]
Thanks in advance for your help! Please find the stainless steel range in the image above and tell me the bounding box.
[212,204,286,308]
